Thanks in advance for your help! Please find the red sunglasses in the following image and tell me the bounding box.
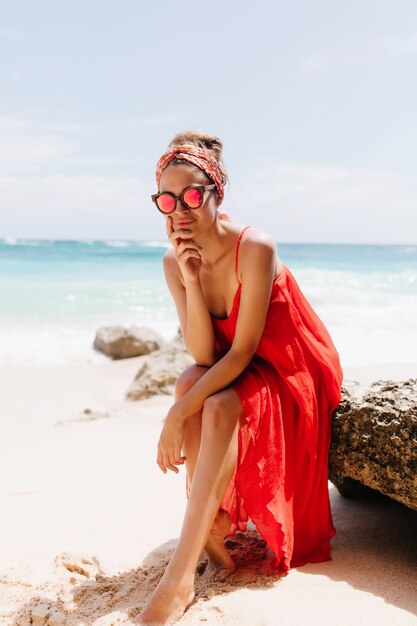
[151,184,216,214]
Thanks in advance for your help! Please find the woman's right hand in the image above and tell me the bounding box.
[166,215,202,283]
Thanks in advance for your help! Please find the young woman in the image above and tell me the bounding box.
[137,131,343,625]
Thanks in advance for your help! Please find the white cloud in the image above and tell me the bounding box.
[0,174,146,214]
[379,30,417,58]
[1,163,415,243]
[0,116,32,131]
[0,118,122,174]
[301,52,349,74]
[38,122,97,134]
[0,114,182,175]
[0,112,176,236]
[120,114,184,130]
[63,156,122,167]
[229,163,417,243]
[301,50,367,74]
[0,171,162,240]
[0,134,73,173]
[238,163,416,212]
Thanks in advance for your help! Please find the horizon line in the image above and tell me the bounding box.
[1,236,416,247]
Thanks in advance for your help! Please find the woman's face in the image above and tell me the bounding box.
[158,163,221,234]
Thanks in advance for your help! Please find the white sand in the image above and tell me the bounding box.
[0,357,416,625]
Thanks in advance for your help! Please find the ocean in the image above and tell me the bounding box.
[1,237,416,367]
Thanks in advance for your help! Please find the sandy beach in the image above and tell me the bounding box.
[1,357,417,625]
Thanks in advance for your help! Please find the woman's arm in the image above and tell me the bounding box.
[173,232,278,420]
[163,250,216,366]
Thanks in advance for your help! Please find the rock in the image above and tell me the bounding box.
[46,610,67,626]
[55,408,110,426]
[329,378,417,512]
[55,551,104,579]
[30,604,51,626]
[125,328,193,400]
[93,325,165,359]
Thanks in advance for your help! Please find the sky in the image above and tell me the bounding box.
[0,0,416,244]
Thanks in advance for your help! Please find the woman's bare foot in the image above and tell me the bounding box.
[137,574,195,626]
[204,509,236,581]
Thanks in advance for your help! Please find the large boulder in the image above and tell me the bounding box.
[93,325,165,359]
[125,328,194,400]
[329,378,417,512]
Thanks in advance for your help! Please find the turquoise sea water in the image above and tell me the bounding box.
[0,237,416,366]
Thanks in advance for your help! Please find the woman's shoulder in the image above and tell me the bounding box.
[163,246,177,270]
[163,246,184,285]
[163,245,176,261]
[241,225,276,248]
[239,226,284,276]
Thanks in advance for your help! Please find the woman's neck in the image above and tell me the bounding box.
[193,219,232,267]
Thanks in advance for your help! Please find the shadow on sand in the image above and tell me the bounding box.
[11,483,417,625]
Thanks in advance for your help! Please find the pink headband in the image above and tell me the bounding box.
[155,144,225,201]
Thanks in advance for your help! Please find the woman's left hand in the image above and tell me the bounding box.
[156,403,188,474]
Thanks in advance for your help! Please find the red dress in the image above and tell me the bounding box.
[185,225,343,573]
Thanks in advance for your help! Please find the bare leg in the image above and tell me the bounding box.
[176,366,237,575]
[138,387,243,626]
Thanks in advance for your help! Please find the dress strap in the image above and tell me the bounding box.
[235,225,251,283]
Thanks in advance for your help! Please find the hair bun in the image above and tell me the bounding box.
[167,129,228,188]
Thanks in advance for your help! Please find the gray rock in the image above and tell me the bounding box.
[29,604,51,626]
[329,378,417,512]
[125,328,193,399]
[93,325,165,359]
[45,610,67,626]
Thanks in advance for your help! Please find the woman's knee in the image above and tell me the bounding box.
[202,392,242,432]
[174,363,209,400]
